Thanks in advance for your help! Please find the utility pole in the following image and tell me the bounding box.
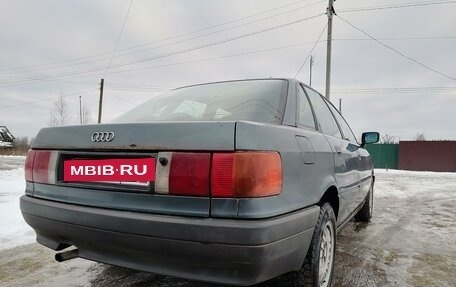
[339,98,342,114]
[79,96,82,124]
[309,55,314,87]
[98,78,104,124]
[325,0,335,100]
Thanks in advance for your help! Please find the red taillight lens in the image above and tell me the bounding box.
[211,153,234,197]
[24,149,36,181]
[24,150,56,184]
[168,152,211,196]
[33,151,51,183]
[211,152,282,198]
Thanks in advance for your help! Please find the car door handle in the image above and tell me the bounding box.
[334,146,342,154]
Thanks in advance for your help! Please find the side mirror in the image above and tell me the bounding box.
[361,132,379,147]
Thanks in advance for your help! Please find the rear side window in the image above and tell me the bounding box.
[296,86,316,129]
[326,101,358,144]
[114,80,287,124]
[303,87,342,138]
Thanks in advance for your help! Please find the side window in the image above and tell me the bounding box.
[326,101,358,144]
[297,86,316,129]
[304,87,342,138]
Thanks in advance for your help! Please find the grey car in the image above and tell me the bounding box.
[20,78,379,287]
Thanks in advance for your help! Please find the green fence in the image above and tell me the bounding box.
[365,144,399,169]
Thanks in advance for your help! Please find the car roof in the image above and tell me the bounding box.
[170,78,300,91]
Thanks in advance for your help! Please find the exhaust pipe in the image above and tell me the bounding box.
[55,248,79,262]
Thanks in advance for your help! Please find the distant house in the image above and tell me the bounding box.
[0,126,15,148]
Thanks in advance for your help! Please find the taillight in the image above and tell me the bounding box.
[24,149,57,184]
[211,152,282,198]
[24,149,36,181]
[155,152,211,196]
[154,151,282,198]
[33,150,51,183]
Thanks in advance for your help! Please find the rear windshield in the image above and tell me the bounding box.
[113,80,287,124]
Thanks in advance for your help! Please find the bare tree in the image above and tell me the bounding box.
[48,111,57,127]
[81,104,92,124]
[14,136,30,149]
[381,134,398,144]
[416,133,426,141]
[49,95,69,126]
[0,136,33,155]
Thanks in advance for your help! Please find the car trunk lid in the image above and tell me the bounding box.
[32,122,235,151]
[27,122,235,218]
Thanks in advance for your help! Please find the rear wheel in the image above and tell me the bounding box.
[282,203,336,287]
[355,185,373,222]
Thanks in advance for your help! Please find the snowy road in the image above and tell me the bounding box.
[0,155,455,286]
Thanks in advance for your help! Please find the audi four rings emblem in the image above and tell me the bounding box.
[91,132,115,142]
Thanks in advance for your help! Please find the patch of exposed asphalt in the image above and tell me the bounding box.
[407,253,456,287]
[333,190,456,287]
[89,264,218,287]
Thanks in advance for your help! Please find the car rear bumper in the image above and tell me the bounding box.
[20,195,319,286]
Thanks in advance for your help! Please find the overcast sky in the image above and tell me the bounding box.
[1,0,455,141]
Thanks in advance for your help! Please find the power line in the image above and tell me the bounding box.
[339,0,456,12]
[0,77,98,86]
[334,36,456,41]
[0,89,97,109]
[106,0,326,60]
[337,15,456,82]
[335,87,456,91]
[0,0,314,74]
[312,86,456,95]
[2,0,454,84]
[3,34,454,88]
[105,40,326,76]
[120,0,315,52]
[0,0,452,89]
[1,0,324,79]
[0,41,323,87]
[294,23,327,78]
[0,1,312,83]
[103,0,134,76]
[105,13,322,70]
[3,34,455,87]
[332,86,456,93]
[0,13,325,86]
[3,35,455,86]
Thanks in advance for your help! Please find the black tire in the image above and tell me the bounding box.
[281,202,337,287]
[354,185,373,222]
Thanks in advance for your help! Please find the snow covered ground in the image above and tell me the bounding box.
[0,142,14,147]
[0,156,36,249]
[375,168,456,199]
